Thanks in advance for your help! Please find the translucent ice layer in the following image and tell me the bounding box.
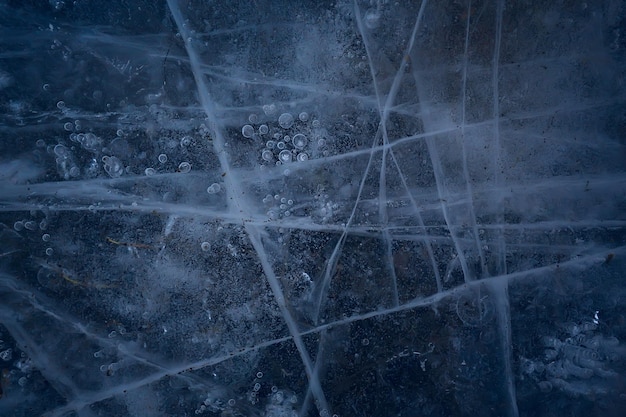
[0,1,625,416]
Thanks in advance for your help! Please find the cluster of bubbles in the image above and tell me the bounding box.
[13,214,52,256]
[43,105,197,181]
[0,330,34,393]
[239,106,330,167]
[520,313,622,398]
[312,186,339,224]
[262,193,295,220]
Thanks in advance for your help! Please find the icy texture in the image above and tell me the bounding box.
[0,0,625,416]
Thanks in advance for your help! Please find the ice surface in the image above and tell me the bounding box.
[0,0,625,416]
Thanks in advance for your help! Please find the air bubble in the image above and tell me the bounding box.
[56,100,66,109]
[178,162,192,173]
[261,150,273,162]
[54,144,69,158]
[201,242,211,251]
[296,153,308,162]
[299,112,309,121]
[13,221,24,231]
[40,220,48,231]
[256,371,263,378]
[45,248,53,256]
[279,150,292,163]
[277,141,286,150]
[253,382,261,391]
[207,183,221,194]
[228,399,235,406]
[42,233,51,242]
[103,155,123,178]
[24,221,37,231]
[63,122,74,131]
[158,153,168,163]
[259,124,268,134]
[242,124,255,138]
[36,139,46,147]
[42,83,50,91]
[292,133,307,149]
[262,104,277,115]
[278,113,294,129]
[180,136,192,147]
[312,119,321,128]
[266,140,276,149]
[248,114,259,123]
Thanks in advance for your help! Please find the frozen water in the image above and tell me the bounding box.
[0,0,625,416]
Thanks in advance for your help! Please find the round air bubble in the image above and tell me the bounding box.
[261,149,273,162]
[278,113,294,129]
[178,162,191,173]
[54,144,69,158]
[56,100,65,109]
[292,133,307,149]
[145,167,156,176]
[180,136,192,147]
[241,124,254,138]
[277,141,286,150]
[279,150,292,163]
[259,124,268,134]
[158,153,168,163]
[63,122,73,131]
[42,233,50,242]
[116,129,124,137]
[296,152,308,162]
[45,248,53,256]
[200,242,211,251]
[207,183,221,194]
[36,139,46,147]
[248,114,259,123]
[299,112,309,122]
[256,371,263,378]
[13,221,24,231]
[24,221,37,231]
[266,140,276,149]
